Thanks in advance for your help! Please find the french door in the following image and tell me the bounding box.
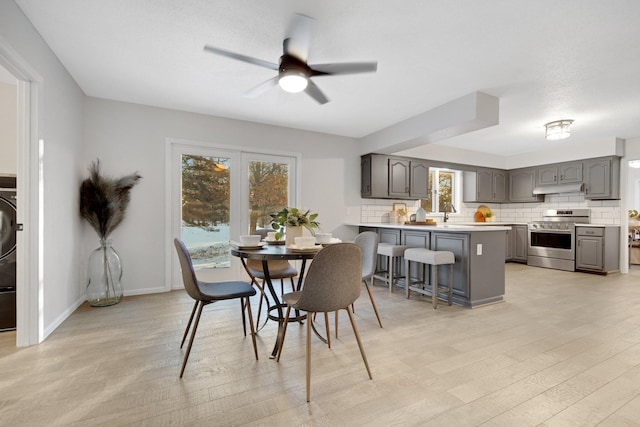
[169,140,297,286]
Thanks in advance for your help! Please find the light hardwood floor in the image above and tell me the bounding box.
[2,263,640,426]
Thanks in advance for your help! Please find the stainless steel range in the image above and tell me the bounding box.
[527,208,590,271]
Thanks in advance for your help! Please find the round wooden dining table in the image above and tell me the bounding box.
[230,243,321,358]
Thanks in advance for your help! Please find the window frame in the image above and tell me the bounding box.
[422,168,462,214]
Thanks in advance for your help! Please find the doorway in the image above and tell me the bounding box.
[0,45,42,346]
[0,66,17,332]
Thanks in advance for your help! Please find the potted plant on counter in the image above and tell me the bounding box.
[270,207,319,246]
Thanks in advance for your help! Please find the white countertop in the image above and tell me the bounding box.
[575,224,621,228]
[349,223,512,232]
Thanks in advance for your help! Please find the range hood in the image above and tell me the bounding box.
[532,183,584,195]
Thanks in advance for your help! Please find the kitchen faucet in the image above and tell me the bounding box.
[443,203,456,222]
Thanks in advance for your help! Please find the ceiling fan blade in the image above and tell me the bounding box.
[244,76,279,98]
[283,13,313,61]
[203,45,279,71]
[310,62,378,76]
[304,80,329,104]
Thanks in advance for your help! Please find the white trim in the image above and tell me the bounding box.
[0,36,43,346]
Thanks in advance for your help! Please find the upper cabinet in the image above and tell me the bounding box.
[584,157,620,200]
[509,167,543,202]
[362,153,620,201]
[463,168,507,203]
[361,154,430,200]
[536,161,583,186]
[388,157,411,198]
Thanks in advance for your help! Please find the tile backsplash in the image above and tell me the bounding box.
[361,192,621,225]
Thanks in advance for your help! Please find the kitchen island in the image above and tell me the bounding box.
[350,223,511,307]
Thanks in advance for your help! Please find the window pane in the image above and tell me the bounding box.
[438,171,454,212]
[248,160,289,233]
[180,154,231,269]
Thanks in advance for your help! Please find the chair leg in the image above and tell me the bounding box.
[405,258,411,299]
[335,311,339,339]
[448,264,454,305]
[240,299,247,336]
[388,255,394,292]
[345,307,372,380]
[433,265,438,309]
[251,278,264,331]
[306,311,312,402]
[363,278,383,328]
[180,301,205,378]
[324,312,331,349]
[276,306,292,362]
[244,296,259,360]
[180,300,198,348]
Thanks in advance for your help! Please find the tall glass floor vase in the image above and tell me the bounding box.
[86,239,123,306]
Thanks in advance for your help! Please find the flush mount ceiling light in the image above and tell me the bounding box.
[545,119,574,140]
[629,160,640,169]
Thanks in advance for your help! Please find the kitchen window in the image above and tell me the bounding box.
[420,168,461,213]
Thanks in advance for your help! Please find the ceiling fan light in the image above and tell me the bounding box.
[545,119,574,140]
[279,73,308,93]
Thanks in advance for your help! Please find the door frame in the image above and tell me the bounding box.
[165,137,301,290]
[0,38,43,346]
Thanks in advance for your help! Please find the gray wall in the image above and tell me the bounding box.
[83,97,361,295]
[0,1,86,337]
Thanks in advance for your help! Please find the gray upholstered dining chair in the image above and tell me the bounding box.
[335,231,382,337]
[356,231,383,326]
[246,228,298,328]
[174,238,258,378]
[276,243,372,402]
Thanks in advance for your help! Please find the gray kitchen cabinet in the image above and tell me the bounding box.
[505,224,527,262]
[558,162,583,183]
[576,226,620,273]
[537,165,559,186]
[512,225,528,262]
[361,155,372,197]
[431,232,470,298]
[388,157,411,198]
[409,160,430,198]
[389,158,430,199]
[509,167,543,202]
[584,157,620,200]
[463,168,507,203]
[536,161,582,186]
[361,154,431,199]
[505,227,513,260]
[361,154,390,198]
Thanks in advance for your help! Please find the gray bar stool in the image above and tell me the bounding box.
[374,243,408,292]
[404,248,454,309]
[373,243,407,292]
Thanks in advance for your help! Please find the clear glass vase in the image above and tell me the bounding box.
[86,239,123,306]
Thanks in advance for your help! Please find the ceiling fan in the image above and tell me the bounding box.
[203,13,378,104]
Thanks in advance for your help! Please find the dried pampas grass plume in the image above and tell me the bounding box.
[80,159,142,240]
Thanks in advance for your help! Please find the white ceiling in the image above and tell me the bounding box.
[15,0,640,156]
